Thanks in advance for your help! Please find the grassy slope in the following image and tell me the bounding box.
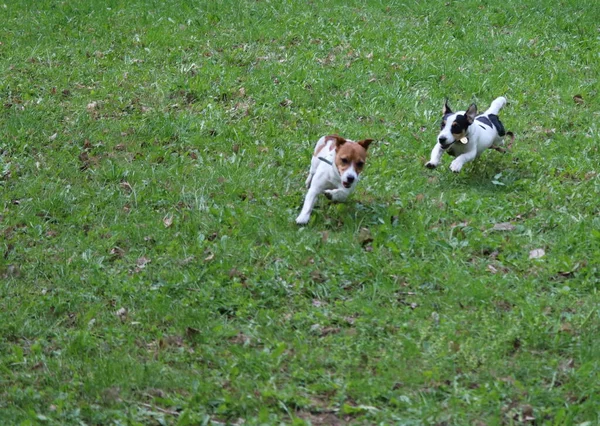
[1,0,600,424]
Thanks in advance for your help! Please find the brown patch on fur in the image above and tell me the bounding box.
[313,142,327,157]
[313,135,346,156]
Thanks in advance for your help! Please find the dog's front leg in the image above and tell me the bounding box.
[449,150,477,173]
[426,144,444,169]
[323,187,352,202]
[296,186,321,225]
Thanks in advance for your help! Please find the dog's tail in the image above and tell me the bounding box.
[486,96,507,115]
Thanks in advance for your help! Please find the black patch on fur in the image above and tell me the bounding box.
[488,114,506,136]
[451,114,471,134]
[476,116,492,127]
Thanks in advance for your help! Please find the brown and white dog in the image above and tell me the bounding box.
[296,135,373,225]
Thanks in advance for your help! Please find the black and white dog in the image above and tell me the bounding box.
[426,96,511,173]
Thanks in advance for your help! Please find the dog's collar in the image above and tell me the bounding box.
[318,156,333,165]
[318,155,341,179]
[459,136,469,144]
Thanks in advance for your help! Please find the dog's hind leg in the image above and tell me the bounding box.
[305,156,321,188]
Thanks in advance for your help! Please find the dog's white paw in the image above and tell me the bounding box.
[295,214,310,225]
[449,161,462,173]
[425,161,438,169]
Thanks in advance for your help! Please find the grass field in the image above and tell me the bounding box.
[2,0,600,424]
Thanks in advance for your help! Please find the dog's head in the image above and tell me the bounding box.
[437,100,477,149]
[329,135,374,189]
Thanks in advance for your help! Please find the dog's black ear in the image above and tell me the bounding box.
[443,99,452,115]
[465,103,477,124]
[357,139,374,151]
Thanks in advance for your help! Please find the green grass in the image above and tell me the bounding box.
[1,0,600,424]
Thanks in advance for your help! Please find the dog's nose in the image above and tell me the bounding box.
[346,175,355,184]
[438,136,447,144]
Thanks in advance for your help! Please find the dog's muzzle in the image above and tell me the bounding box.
[438,136,453,150]
[343,175,355,188]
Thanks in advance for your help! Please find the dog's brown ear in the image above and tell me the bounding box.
[465,103,477,124]
[329,134,347,148]
[443,99,452,115]
[357,139,374,151]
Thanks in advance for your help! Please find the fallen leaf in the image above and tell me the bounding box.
[529,248,545,259]
[204,252,215,262]
[560,322,573,333]
[358,227,373,246]
[49,133,58,141]
[487,264,498,274]
[573,94,584,105]
[115,307,128,322]
[87,101,98,111]
[163,214,173,228]
[109,246,125,259]
[185,327,201,338]
[120,181,133,193]
[559,358,575,371]
[310,270,326,283]
[229,332,250,345]
[344,316,356,325]
[320,327,341,337]
[136,256,151,268]
[491,222,515,232]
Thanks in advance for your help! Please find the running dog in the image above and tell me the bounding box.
[426,96,512,172]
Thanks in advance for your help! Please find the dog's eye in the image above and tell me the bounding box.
[341,158,349,165]
[440,120,446,129]
[356,161,365,168]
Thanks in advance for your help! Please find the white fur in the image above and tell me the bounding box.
[296,137,359,225]
[426,97,507,173]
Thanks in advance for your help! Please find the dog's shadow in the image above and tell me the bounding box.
[309,196,389,230]
[441,151,531,193]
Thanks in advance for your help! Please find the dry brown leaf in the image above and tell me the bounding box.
[163,214,173,228]
[358,227,373,246]
[115,307,128,322]
[120,181,133,193]
[320,327,341,337]
[491,222,515,232]
[136,256,151,268]
[529,248,545,259]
